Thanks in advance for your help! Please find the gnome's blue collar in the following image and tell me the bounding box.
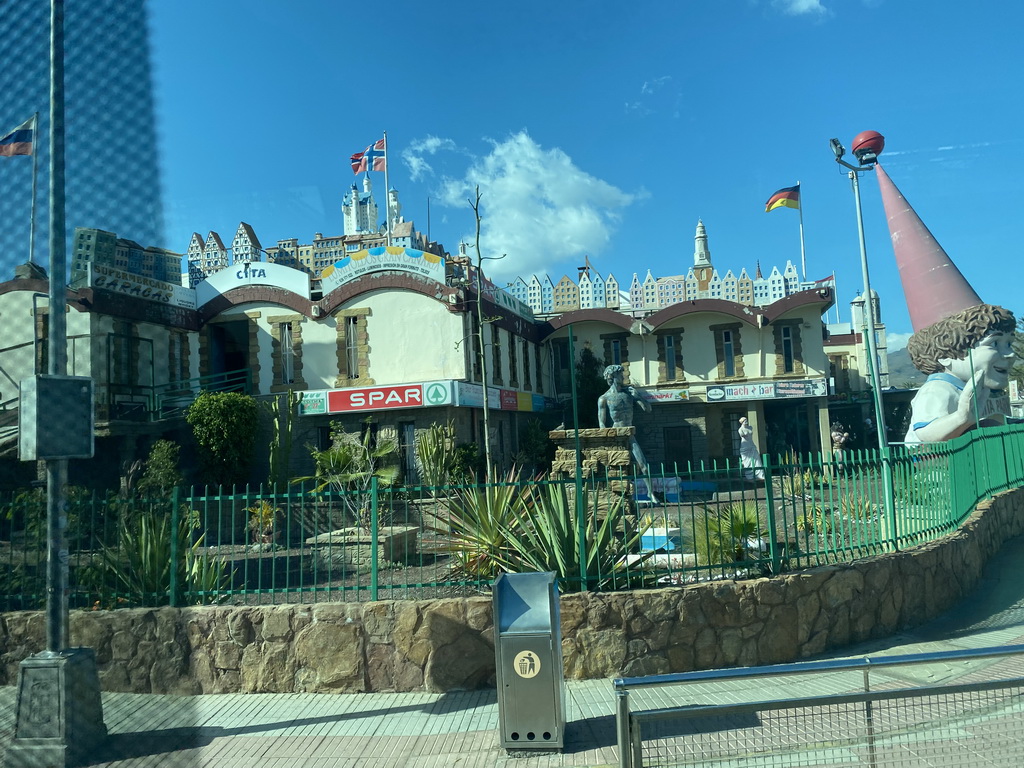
[926,372,965,390]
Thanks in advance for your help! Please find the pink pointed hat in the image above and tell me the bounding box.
[875,162,982,332]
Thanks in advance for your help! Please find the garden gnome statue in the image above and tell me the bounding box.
[876,163,1016,443]
[598,364,657,502]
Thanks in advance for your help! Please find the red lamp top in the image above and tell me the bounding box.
[852,130,885,158]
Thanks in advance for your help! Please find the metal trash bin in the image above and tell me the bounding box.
[493,571,565,749]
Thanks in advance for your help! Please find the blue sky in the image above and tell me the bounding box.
[144,0,1022,348]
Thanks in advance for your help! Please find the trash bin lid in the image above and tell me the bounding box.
[494,572,557,633]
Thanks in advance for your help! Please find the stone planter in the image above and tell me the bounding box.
[305,525,419,568]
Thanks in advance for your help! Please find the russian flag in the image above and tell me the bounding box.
[0,116,34,157]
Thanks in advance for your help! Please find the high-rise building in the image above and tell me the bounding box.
[0,0,165,277]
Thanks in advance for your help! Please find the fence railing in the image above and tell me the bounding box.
[2,423,1024,610]
[614,644,1024,768]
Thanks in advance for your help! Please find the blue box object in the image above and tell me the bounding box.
[641,527,681,552]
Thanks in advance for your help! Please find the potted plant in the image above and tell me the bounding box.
[246,500,280,545]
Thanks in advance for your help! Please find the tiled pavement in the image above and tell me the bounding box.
[4,535,1024,767]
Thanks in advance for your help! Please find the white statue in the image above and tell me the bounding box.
[738,417,765,480]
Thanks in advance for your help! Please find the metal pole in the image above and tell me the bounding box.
[615,687,632,768]
[849,169,896,546]
[567,325,586,589]
[46,0,68,656]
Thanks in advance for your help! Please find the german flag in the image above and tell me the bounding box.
[765,185,799,212]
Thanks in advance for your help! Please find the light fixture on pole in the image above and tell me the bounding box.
[830,130,897,543]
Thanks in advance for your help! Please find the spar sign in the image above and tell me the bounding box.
[324,381,453,413]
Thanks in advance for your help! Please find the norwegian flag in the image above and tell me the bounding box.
[350,138,386,174]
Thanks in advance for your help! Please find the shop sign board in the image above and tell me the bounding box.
[705,378,827,402]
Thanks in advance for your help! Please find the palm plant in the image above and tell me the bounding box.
[694,502,765,567]
[295,421,400,532]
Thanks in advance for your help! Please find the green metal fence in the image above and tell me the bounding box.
[3,423,1024,610]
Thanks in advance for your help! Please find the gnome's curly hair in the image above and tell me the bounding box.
[906,304,1015,374]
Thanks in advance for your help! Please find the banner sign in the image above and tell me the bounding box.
[705,378,827,402]
[88,264,197,309]
[320,246,445,295]
[500,389,520,411]
[638,389,690,403]
[456,382,500,409]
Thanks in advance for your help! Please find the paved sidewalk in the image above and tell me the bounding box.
[4,535,1024,767]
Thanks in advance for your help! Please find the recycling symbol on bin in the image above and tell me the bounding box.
[513,650,540,679]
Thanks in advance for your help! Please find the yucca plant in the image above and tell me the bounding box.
[497,482,654,592]
[95,507,233,606]
[427,468,525,581]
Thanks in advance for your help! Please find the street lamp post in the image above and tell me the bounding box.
[830,131,897,545]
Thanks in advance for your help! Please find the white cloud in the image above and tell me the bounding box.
[438,131,641,282]
[402,135,458,182]
[773,0,827,15]
[887,332,913,352]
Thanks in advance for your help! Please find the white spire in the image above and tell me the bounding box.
[694,219,712,268]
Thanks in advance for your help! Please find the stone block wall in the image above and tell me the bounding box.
[2,487,1022,695]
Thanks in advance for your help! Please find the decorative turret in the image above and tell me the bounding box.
[693,219,712,268]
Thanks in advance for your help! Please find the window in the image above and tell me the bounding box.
[491,325,502,384]
[334,308,371,387]
[712,323,744,380]
[522,338,532,391]
[471,315,482,382]
[345,317,359,377]
[508,332,519,387]
[772,322,804,376]
[658,332,683,382]
[781,326,794,373]
[535,345,544,393]
[723,330,735,377]
[281,322,295,383]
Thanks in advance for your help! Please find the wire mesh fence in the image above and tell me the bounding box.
[2,423,1024,610]
[619,646,1024,768]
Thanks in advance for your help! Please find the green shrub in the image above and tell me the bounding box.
[185,391,261,487]
[137,440,184,497]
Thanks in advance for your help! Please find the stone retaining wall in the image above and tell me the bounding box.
[2,487,1022,694]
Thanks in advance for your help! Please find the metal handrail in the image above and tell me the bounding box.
[615,643,1024,768]
[615,642,1024,691]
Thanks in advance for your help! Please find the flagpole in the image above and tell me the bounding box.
[797,180,807,280]
[29,112,40,266]
[383,130,391,247]
[832,270,840,323]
